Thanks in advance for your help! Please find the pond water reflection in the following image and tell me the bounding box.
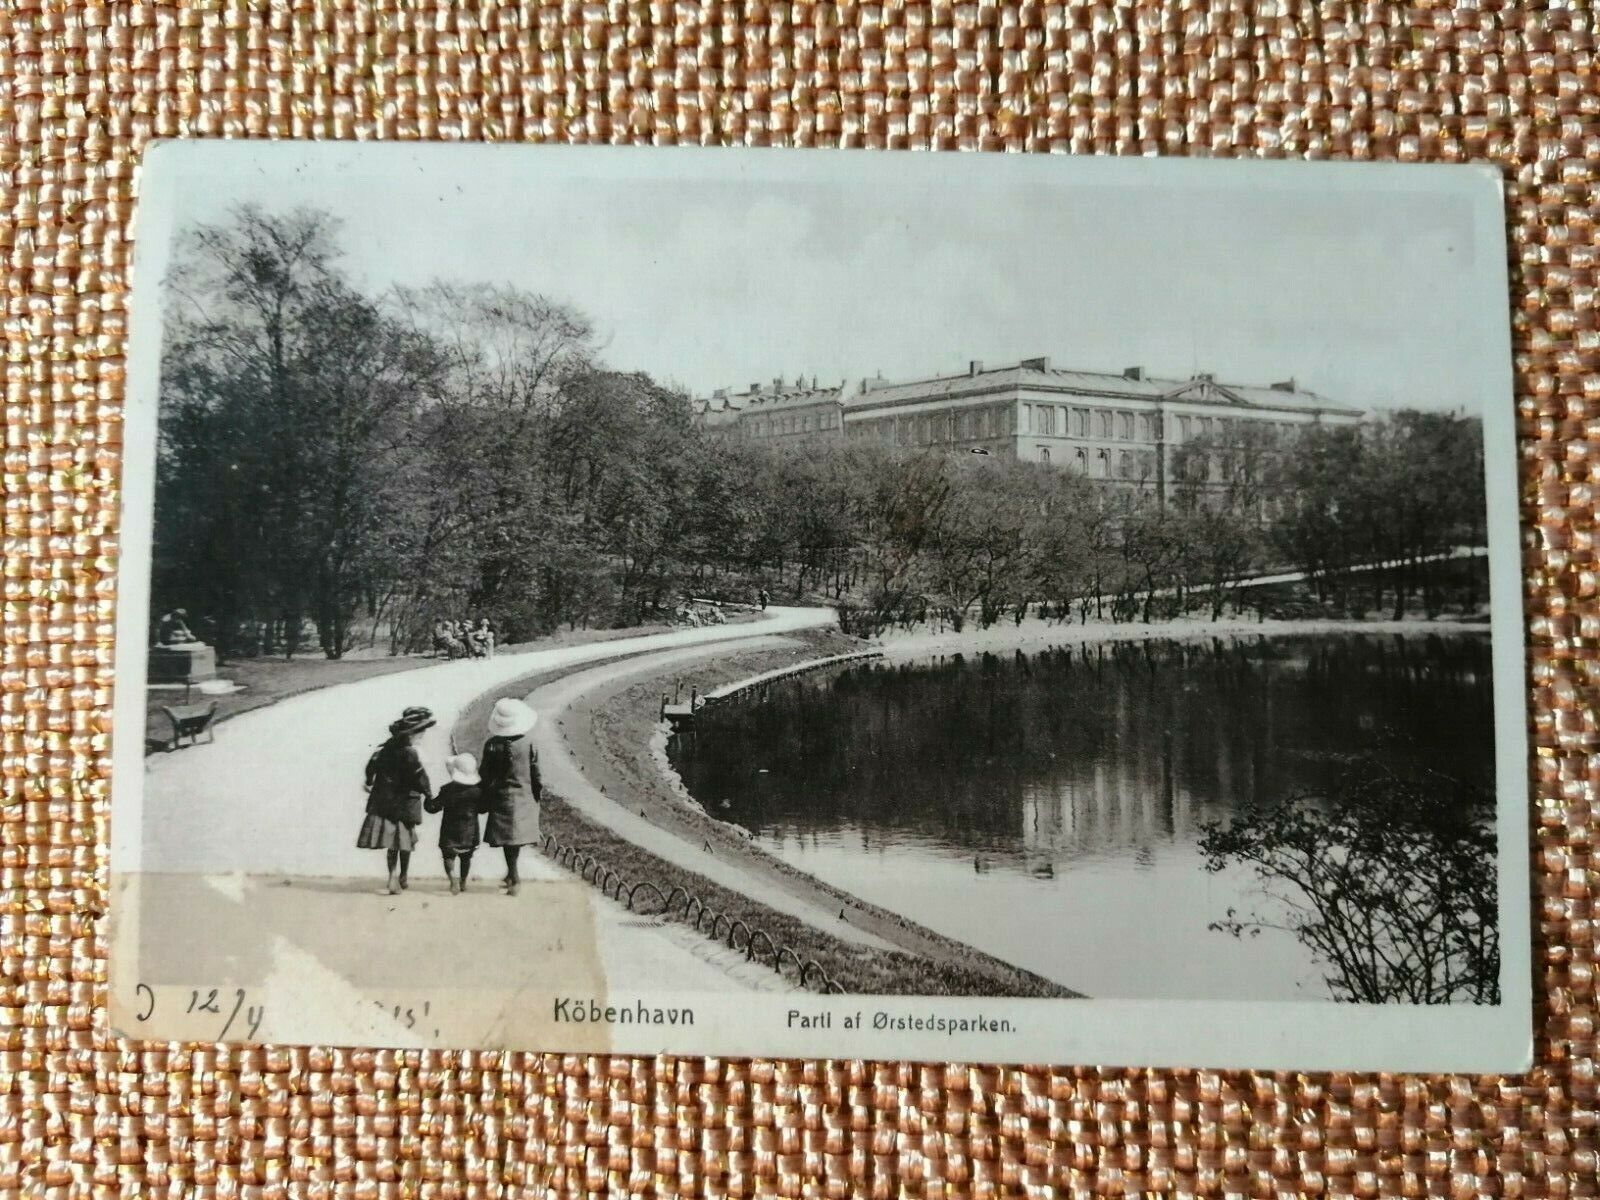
[669,632,1496,1000]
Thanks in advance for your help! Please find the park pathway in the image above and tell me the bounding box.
[119,607,833,996]
[127,606,832,875]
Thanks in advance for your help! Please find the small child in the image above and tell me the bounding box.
[425,753,484,894]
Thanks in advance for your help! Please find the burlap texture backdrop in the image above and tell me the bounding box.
[1,1,1592,1195]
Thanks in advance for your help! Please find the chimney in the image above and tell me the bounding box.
[968,360,985,376]
[1020,356,1051,371]
[811,375,819,388]
[1271,377,1297,392]
[1122,366,1144,381]
[773,377,783,392]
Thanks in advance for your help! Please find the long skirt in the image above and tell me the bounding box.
[483,791,540,848]
[356,814,418,852]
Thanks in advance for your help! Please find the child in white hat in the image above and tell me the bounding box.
[479,697,542,896]
[425,752,485,894]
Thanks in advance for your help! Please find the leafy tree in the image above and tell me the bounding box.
[392,282,597,637]
[158,206,441,659]
[1268,413,1486,619]
[846,450,955,635]
[1024,470,1100,623]
[155,204,1492,660]
[1170,424,1275,619]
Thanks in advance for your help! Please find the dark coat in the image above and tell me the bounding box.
[480,734,542,847]
[425,781,484,853]
[364,738,432,826]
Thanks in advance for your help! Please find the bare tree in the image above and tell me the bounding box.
[1199,763,1499,1004]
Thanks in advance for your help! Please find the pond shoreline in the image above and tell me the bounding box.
[674,617,1495,1001]
[873,612,1488,662]
[452,629,1076,998]
[441,612,1491,1000]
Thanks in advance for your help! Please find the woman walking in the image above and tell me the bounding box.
[358,705,435,894]
[479,697,541,896]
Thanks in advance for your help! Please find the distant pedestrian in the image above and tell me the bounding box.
[358,706,436,894]
[468,617,495,658]
[479,698,542,897]
[425,752,484,894]
[758,588,769,611]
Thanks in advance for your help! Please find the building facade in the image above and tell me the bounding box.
[696,376,848,442]
[696,357,1363,503]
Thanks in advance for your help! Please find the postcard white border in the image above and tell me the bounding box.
[112,143,1533,1072]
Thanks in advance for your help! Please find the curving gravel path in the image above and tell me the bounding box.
[116,608,833,1003]
[125,606,833,877]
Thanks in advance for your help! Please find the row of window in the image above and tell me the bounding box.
[1023,405,1303,446]
[847,405,1013,447]
[743,404,1304,447]
[1037,446,1159,480]
[744,410,840,437]
[1175,450,1269,484]
[1037,446,1270,484]
[1025,404,1150,441]
[1171,414,1292,445]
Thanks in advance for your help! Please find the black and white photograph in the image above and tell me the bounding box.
[111,144,1529,1070]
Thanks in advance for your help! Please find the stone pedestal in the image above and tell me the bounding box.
[149,642,217,684]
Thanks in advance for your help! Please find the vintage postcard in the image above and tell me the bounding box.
[110,143,1530,1071]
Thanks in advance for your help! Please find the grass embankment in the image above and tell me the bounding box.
[142,615,754,751]
[537,796,1060,996]
[454,630,1073,998]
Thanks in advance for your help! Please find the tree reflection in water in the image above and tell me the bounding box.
[1198,763,1498,1004]
[678,633,1498,999]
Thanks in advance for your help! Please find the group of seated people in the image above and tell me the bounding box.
[433,617,496,659]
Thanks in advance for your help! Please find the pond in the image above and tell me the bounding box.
[668,632,1497,1001]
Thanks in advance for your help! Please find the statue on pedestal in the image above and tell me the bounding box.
[156,609,199,645]
[149,608,217,684]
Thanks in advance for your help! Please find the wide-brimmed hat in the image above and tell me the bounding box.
[487,697,537,738]
[389,705,436,736]
[445,752,480,786]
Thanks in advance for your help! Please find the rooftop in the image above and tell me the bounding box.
[696,375,849,416]
[850,357,1356,414]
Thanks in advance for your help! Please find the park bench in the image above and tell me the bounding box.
[158,700,218,751]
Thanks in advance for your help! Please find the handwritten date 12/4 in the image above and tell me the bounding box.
[133,984,265,1041]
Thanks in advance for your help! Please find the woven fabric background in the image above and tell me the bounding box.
[1,0,1594,1195]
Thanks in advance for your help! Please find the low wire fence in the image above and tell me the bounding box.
[540,832,846,993]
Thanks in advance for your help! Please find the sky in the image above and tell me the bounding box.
[156,145,1508,412]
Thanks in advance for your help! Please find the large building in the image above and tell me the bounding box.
[695,357,1363,502]
[697,375,849,441]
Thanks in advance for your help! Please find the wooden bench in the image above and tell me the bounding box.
[159,700,219,751]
